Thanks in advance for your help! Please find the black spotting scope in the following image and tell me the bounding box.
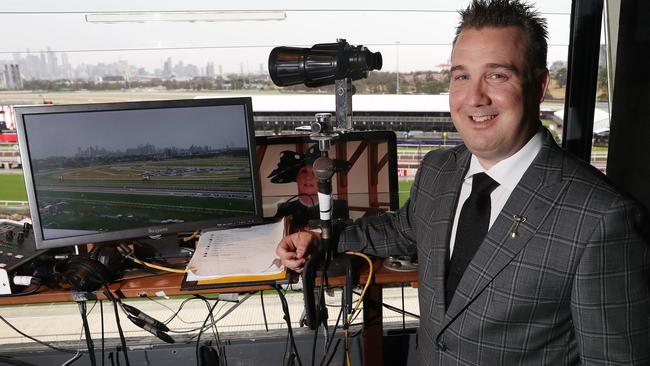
[268,39,382,88]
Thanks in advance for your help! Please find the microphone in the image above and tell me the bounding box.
[312,156,335,222]
[126,315,175,344]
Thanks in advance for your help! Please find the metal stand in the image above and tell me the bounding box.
[301,81,358,329]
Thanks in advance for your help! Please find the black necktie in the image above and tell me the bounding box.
[446,172,499,308]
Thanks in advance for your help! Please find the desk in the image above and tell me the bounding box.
[0,260,418,365]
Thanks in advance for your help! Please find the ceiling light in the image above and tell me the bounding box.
[85,11,287,23]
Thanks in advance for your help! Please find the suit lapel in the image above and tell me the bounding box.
[439,131,569,332]
[429,148,470,308]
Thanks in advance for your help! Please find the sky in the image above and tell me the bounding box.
[0,0,576,74]
[24,104,249,158]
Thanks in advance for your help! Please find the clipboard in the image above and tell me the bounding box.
[180,218,289,291]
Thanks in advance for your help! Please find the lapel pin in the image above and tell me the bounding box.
[510,215,527,238]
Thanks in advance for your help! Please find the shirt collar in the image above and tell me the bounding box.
[465,128,544,190]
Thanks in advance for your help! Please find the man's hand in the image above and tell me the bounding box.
[276,231,317,273]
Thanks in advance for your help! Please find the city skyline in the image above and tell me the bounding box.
[0,0,576,76]
[1,44,574,83]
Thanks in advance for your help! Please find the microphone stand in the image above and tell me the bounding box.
[301,81,357,330]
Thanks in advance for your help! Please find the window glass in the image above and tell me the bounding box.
[0,0,576,346]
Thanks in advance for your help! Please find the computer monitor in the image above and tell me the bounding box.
[15,98,263,250]
[256,131,398,232]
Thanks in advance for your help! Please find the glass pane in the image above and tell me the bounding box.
[591,13,610,173]
[0,1,578,346]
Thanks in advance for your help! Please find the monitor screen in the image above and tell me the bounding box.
[15,98,263,250]
[256,131,398,232]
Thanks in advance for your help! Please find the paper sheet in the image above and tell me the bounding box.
[185,220,285,281]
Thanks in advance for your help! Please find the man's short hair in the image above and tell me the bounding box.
[453,0,548,83]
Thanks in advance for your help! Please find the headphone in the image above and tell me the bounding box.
[55,249,175,343]
[60,255,112,292]
[57,245,126,292]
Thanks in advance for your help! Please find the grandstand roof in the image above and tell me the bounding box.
[553,108,610,133]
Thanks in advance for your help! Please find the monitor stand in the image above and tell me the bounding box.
[133,234,192,261]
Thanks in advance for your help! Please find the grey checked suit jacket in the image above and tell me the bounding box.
[338,129,650,365]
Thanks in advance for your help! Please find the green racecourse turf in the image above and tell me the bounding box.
[399,179,414,207]
[0,174,27,201]
[38,190,255,231]
[35,156,252,190]
[39,190,253,210]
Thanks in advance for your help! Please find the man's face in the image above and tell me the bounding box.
[296,165,317,201]
[449,26,549,168]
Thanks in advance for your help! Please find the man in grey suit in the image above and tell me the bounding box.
[276,0,650,364]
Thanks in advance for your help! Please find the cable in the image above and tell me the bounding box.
[275,286,303,366]
[0,314,77,353]
[61,352,83,366]
[103,287,131,366]
[0,284,42,297]
[122,253,186,274]
[169,293,255,335]
[260,291,269,332]
[309,264,328,366]
[65,300,98,366]
[199,297,219,342]
[144,295,186,324]
[104,287,174,344]
[77,301,97,366]
[398,282,406,329]
[198,295,225,363]
[61,331,82,366]
[100,300,105,366]
[342,252,374,366]
[195,298,219,366]
[0,356,38,366]
[318,306,344,366]
[351,290,420,319]
[182,231,200,242]
[323,339,341,366]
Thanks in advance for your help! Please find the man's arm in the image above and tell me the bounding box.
[571,198,650,364]
[337,197,418,257]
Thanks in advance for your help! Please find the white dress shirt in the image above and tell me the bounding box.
[449,129,544,257]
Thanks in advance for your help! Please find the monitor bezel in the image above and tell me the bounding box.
[15,97,263,250]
